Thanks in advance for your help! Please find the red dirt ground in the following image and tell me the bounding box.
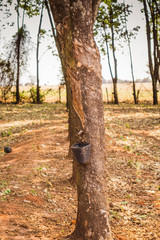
[0,103,159,239]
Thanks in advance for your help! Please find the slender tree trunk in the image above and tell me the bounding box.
[37,3,44,104]
[152,79,158,105]
[21,0,27,26]
[17,0,20,30]
[110,9,118,104]
[113,78,118,104]
[128,38,138,104]
[58,86,61,102]
[16,0,20,104]
[16,36,20,104]
[151,1,159,104]
[103,27,119,105]
[103,27,114,80]
[143,0,158,104]
[49,1,112,239]
[123,0,138,104]
[16,0,27,104]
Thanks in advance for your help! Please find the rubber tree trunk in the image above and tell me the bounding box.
[113,78,118,104]
[16,36,20,104]
[16,0,20,104]
[123,0,138,104]
[16,0,27,104]
[45,0,81,161]
[143,0,158,105]
[110,8,119,105]
[152,79,158,105]
[36,3,44,104]
[49,1,113,239]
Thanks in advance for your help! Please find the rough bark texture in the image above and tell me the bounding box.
[16,37,20,104]
[143,0,158,105]
[49,1,112,239]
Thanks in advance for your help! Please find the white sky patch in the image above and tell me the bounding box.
[0,0,149,85]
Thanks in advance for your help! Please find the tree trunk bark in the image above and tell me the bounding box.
[16,1,20,104]
[36,3,44,104]
[49,1,112,239]
[143,0,158,105]
[152,79,158,105]
[16,35,20,104]
[110,7,119,105]
[123,0,138,104]
[151,1,159,104]
[133,82,138,104]
[113,79,118,104]
[103,27,114,81]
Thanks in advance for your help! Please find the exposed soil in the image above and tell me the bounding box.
[0,103,159,240]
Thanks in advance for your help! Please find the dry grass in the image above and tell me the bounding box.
[1,82,159,104]
[102,82,158,103]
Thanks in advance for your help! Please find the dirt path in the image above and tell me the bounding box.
[0,118,77,240]
[0,103,159,240]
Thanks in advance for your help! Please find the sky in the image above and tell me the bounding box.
[101,0,149,82]
[0,0,149,86]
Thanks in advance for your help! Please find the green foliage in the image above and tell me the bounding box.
[0,179,11,200]
[0,180,10,189]
[0,86,12,103]
[19,90,27,102]
[10,24,31,69]
[0,59,15,103]
[124,145,131,150]
[39,28,46,35]
[29,87,38,103]
[3,188,11,195]
[1,129,12,138]
[10,0,43,18]
[29,87,52,103]
[12,90,28,103]
[94,0,133,53]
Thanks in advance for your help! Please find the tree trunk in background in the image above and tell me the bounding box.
[103,27,119,104]
[103,27,114,81]
[123,0,138,104]
[36,3,44,104]
[110,7,119,105]
[112,48,118,104]
[128,40,138,104]
[16,1,20,104]
[16,0,27,104]
[16,35,20,104]
[143,0,158,105]
[112,79,118,104]
[49,1,112,239]
[150,1,159,104]
[152,80,158,105]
